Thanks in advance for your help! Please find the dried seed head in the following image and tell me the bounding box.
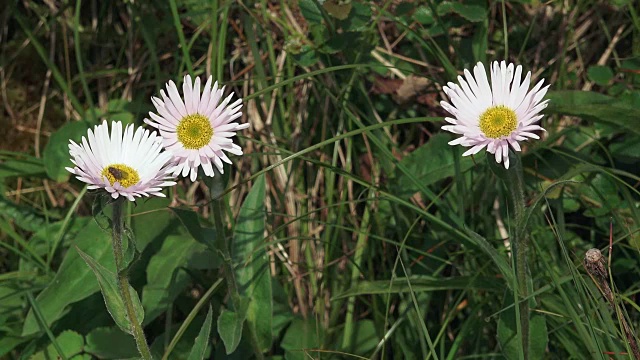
[584,248,608,281]
[585,248,603,264]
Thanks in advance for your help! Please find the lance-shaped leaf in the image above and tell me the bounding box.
[76,247,144,334]
[187,305,213,360]
[232,174,272,351]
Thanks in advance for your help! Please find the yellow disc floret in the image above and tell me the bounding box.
[176,114,214,149]
[479,105,518,139]
[101,164,140,188]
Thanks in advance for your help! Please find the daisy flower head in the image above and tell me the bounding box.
[144,75,249,182]
[66,120,177,201]
[441,61,550,169]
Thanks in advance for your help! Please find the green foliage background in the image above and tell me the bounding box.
[2,0,640,359]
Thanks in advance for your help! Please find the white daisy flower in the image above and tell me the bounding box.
[441,61,550,169]
[66,120,176,201]
[144,75,249,182]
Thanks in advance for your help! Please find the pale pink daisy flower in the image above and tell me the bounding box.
[144,75,249,182]
[441,61,550,169]
[66,120,176,201]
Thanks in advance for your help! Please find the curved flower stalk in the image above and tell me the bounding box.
[67,120,173,359]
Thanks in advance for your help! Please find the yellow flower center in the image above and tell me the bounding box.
[176,114,214,149]
[101,164,140,188]
[479,105,518,139]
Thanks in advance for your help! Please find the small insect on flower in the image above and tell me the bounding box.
[66,120,177,201]
[144,75,250,182]
[107,166,124,180]
[440,61,550,169]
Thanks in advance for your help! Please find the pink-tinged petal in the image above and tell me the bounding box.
[167,80,188,116]
[198,76,213,114]
[508,138,522,152]
[183,75,194,113]
[462,143,487,156]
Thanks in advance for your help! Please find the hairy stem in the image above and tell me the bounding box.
[111,199,153,360]
[506,157,530,360]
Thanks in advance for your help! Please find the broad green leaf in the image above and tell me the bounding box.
[0,336,30,358]
[546,90,640,136]
[43,120,91,182]
[497,292,548,360]
[170,207,218,251]
[142,232,218,324]
[322,0,351,20]
[76,247,145,334]
[465,229,514,290]
[85,326,138,358]
[292,45,319,67]
[392,133,474,198]
[233,174,272,351]
[299,0,323,25]
[587,65,614,86]
[338,320,378,354]
[70,355,92,360]
[281,318,324,360]
[341,2,371,31]
[0,194,52,232]
[31,330,84,360]
[437,1,487,22]
[187,305,213,360]
[22,221,113,336]
[0,156,45,178]
[332,275,504,299]
[131,197,173,251]
[217,298,249,355]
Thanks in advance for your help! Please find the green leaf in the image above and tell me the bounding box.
[131,197,173,251]
[338,320,378,354]
[281,318,324,360]
[22,221,112,336]
[333,275,504,299]
[85,326,138,358]
[233,174,272,352]
[76,247,145,334]
[0,156,45,178]
[341,2,372,31]
[187,306,213,360]
[465,229,514,290]
[0,194,52,232]
[292,45,319,67]
[497,292,548,360]
[142,232,218,325]
[437,1,487,22]
[299,0,323,25]
[43,120,91,182]
[171,207,218,251]
[392,133,474,198]
[217,298,249,355]
[546,90,640,136]
[587,65,614,86]
[31,330,84,360]
[322,0,351,20]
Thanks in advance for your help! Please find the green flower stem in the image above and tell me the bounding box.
[111,199,153,360]
[504,156,530,360]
